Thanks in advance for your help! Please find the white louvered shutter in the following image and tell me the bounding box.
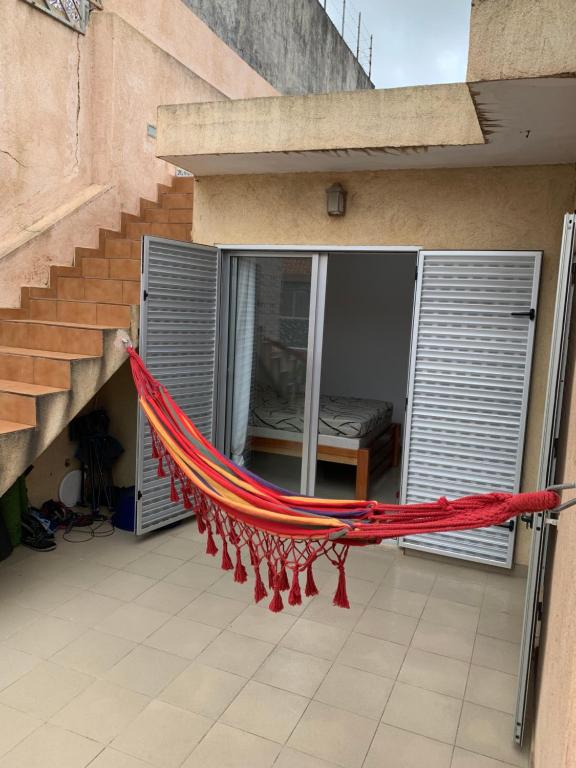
[136,237,220,534]
[400,250,541,567]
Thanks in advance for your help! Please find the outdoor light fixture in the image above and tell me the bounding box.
[326,183,346,216]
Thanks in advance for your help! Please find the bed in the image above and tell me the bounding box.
[248,388,400,499]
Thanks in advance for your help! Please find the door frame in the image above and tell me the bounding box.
[216,245,420,496]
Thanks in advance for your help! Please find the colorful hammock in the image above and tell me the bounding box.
[125,344,559,612]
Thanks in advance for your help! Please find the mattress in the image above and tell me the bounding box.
[250,390,393,439]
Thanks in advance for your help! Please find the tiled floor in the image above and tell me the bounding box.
[0,519,529,768]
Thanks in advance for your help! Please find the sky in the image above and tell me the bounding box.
[326,0,472,89]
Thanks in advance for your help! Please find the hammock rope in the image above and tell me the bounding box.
[125,344,560,612]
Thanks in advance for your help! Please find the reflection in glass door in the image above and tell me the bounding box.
[225,255,314,494]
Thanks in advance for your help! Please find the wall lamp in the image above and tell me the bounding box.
[326,183,346,216]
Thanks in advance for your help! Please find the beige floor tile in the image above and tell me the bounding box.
[4,614,85,658]
[482,587,525,615]
[421,598,480,632]
[355,606,418,645]
[50,679,149,743]
[221,680,308,743]
[477,610,523,643]
[89,544,149,570]
[135,581,200,615]
[173,519,204,542]
[124,553,182,580]
[280,619,348,661]
[452,747,519,768]
[182,722,280,768]
[411,619,476,662]
[91,571,157,602]
[159,661,246,718]
[0,703,42,756]
[364,723,453,768]
[0,660,92,719]
[55,561,117,589]
[384,567,436,595]
[472,635,520,674]
[320,574,379,606]
[95,603,171,642]
[382,682,462,744]
[337,631,407,678]
[179,592,248,628]
[0,646,40,691]
[229,605,296,643]
[456,703,528,767]
[164,562,223,590]
[144,616,220,659]
[111,700,212,768]
[197,630,274,676]
[105,645,190,697]
[399,647,470,698]
[301,596,364,631]
[153,537,204,561]
[431,577,485,607]
[0,723,102,768]
[465,666,518,714]
[343,551,390,582]
[0,602,40,641]
[370,586,427,618]
[275,747,339,767]
[314,663,393,719]
[207,573,256,602]
[51,592,123,626]
[12,580,80,612]
[88,749,153,768]
[254,646,331,697]
[51,629,135,675]
[433,563,488,586]
[288,700,377,768]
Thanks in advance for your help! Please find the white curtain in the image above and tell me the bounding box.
[231,259,256,465]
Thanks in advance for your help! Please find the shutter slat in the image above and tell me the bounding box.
[401,250,540,567]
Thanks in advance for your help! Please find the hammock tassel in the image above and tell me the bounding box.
[221,540,233,571]
[205,523,218,556]
[234,547,247,583]
[182,491,192,510]
[157,457,167,478]
[268,562,275,590]
[253,564,267,603]
[288,568,302,606]
[196,512,206,534]
[333,564,350,609]
[269,575,284,613]
[305,564,319,597]
[170,476,179,503]
[279,564,290,592]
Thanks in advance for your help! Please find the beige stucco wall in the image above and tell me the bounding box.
[467,0,576,82]
[192,163,576,565]
[0,0,276,306]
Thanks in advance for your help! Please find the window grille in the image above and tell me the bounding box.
[20,0,101,33]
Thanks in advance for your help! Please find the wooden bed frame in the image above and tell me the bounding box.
[249,422,401,500]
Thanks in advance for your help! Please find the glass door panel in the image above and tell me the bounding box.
[226,255,313,494]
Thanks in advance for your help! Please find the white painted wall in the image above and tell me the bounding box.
[320,252,417,422]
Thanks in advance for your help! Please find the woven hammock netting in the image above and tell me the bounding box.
[127,346,559,613]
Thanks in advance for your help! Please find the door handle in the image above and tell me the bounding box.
[498,519,516,532]
[510,309,535,321]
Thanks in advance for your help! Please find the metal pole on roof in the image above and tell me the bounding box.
[356,12,361,58]
[341,0,346,36]
[323,0,326,8]
[368,34,373,78]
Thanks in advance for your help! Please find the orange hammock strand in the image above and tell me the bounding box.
[126,346,559,612]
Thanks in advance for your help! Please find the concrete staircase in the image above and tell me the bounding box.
[0,176,194,497]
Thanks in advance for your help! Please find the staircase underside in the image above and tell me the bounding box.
[0,177,194,498]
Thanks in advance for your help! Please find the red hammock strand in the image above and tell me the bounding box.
[125,345,561,614]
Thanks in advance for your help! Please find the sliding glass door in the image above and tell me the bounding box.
[224,253,323,494]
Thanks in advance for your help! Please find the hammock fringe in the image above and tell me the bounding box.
[125,345,561,613]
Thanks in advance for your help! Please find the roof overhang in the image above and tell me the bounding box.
[157,77,576,175]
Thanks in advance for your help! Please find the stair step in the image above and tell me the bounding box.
[55,277,140,305]
[105,239,141,260]
[29,299,132,327]
[0,391,36,426]
[0,319,108,356]
[81,257,140,280]
[125,222,190,240]
[171,177,194,193]
[0,419,34,436]
[0,379,66,396]
[160,193,194,210]
[144,208,193,224]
